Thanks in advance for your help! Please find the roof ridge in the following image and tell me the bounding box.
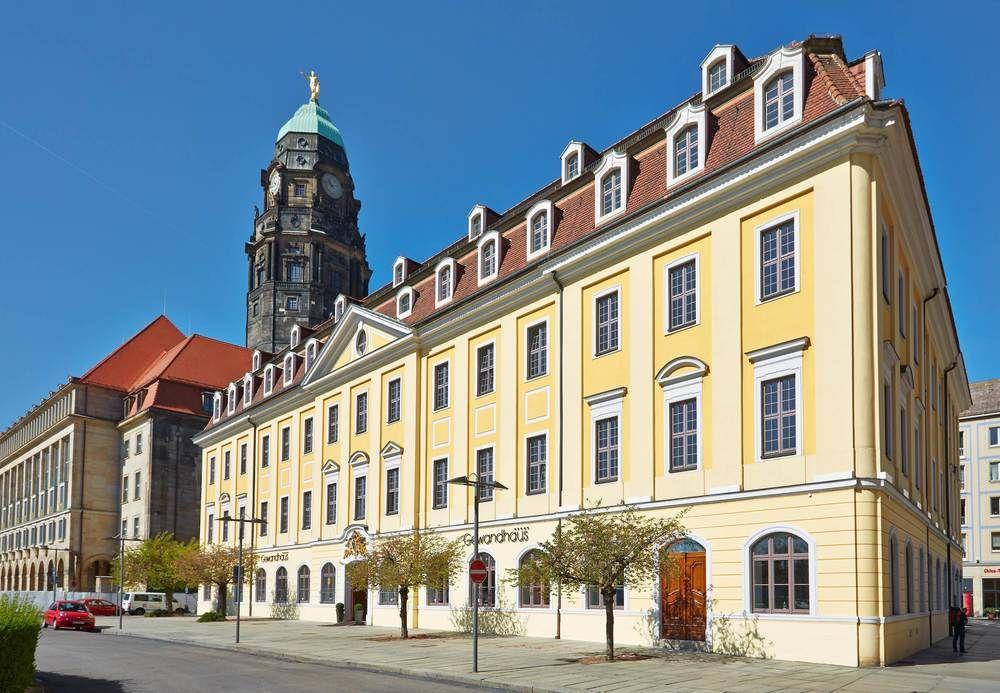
[808,53,847,105]
[129,335,195,391]
[80,315,182,383]
[831,52,866,96]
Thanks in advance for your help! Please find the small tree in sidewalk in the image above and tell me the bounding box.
[515,503,687,661]
[112,533,197,612]
[176,544,260,618]
[345,529,464,638]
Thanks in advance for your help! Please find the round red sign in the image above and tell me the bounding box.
[469,558,488,584]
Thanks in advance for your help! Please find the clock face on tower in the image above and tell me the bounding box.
[268,170,281,195]
[321,173,343,199]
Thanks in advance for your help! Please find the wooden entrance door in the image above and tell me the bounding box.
[660,550,706,641]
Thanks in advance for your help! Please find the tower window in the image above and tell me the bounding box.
[288,262,303,282]
[293,183,306,197]
[286,296,299,311]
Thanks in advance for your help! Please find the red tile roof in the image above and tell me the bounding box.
[80,316,185,392]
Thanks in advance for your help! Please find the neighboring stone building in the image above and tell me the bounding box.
[959,378,1000,615]
[0,316,250,592]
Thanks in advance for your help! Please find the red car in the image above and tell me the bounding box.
[42,600,96,631]
[80,598,119,616]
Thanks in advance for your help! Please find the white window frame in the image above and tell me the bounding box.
[741,525,818,616]
[212,392,222,420]
[475,339,496,397]
[664,102,707,186]
[304,339,319,371]
[656,357,707,473]
[350,452,369,521]
[354,390,369,434]
[664,252,700,333]
[592,285,622,358]
[586,388,625,486]
[263,365,275,396]
[435,258,456,308]
[468,204,487,241]
[747,337,807,462]
[432,358,450,411]
[334,295,347,321]
[396,286,414,318]
[700,44,735,96]
[392,256,408,287]
[561,140,585,184]
[283,353,296,386]
[593,150,630,224]
[525,199,553,261]
[243,374,253,407]
[353,329,368,358]
[523,430,549,495]
[990,426,1000,448]
[524,317,549,380]
[386,377,402,424]
[753,44,805,144]
[227,384,237,415]
[754,210,801,305]
[290,325,301,348]
[252,350,262,372]
[477,230,501,285]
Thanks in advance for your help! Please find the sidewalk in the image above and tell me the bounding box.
[95,615,1000,692]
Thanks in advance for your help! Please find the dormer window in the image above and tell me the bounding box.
[753,45,804,143]
[396,287,413,318]
[468,205,487,241]
[560,141,586,184]
[305,339,318,370]
[594,151,629,223]
[227,385,237,415]
[263,366,275,395]
[202,392,214,414]
[708,59,727,93]
[290,325,301,348]
[252,350,262,372]
[664,102,707,186]
[213,392,222,420]
[525,200,553,261]
[355,330,368,356]
[243,375,253,407]
[435,258,455,307]
[700,44,737,97]
[283,354,296,385]
[334,295,346,321]
[392,257,407,287]
[477,231,501,284]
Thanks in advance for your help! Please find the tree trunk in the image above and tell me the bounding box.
[165,588,175,614]
[603,586,616,661]
[217,582,228,617]
[399,586,409,639]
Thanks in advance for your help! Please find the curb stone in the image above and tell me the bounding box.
[105,627,579,693]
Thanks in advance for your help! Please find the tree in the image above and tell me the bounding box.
[516,504,686,661]
[113,533,198,612]
[345,529,464,638]
[175,544,260,617]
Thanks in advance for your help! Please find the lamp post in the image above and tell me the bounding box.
[106,533,141,631]
[447,473,507,674]
[218,514,265,644]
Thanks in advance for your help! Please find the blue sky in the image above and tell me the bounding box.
[0,1,997,427]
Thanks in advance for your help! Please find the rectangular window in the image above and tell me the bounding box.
[961,499,967,525]
[325,482,337,524]
[281,427,290,461]
[991,461,1000,482]
[294,183,306,197]
[427,585,449,606]
[301,490,312,530]
[898,271,906,336]
[595,417,620,483]
[433,459,448,509]
[913,304,921,363]
[885,383,895,459]
[595,291,620,355]
[221,512,229,542]
[224,451,231,480]
[387,379,401,423]
[123,439,130,459]
[959,430,966,457]
[240,444,247,475]
[133,472,141,500]
[259,501,268,536]
[209,457,216,484]
[355,393,368,433]
[993,532,1000,553]
[761,375,797,457]
[526,435,547,494]
[354,476,366,520]
[526,323,548,379]
[881,228,891,302]
[668,259,697,330]
[135,433,143,454]
[286,295,299,311]
[303,417,313,454]
[434,363,449,410]
[122,476,129,503]
[379,587,399,605]
[586,585,624,610]
[476,343,495,396]
[992,497,1000,517]
[386,468,399,515]
[328,405,339,443]
[477,448,494,502]
[669,399,698,472]
[900,405,909,475]
[760,219,796,301]
[991,427,1000,447]
[261,435,270,468]
[207,514,214,543]
[279,496,289,533]
[238,504,246,541]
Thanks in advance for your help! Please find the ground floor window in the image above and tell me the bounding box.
[297,566,310,603]
[203,583,211,601]
[320,563,336,603]
[586,584,624,609]
[751,532,809,614]
[469,552,496,607]
[255,569,266,602]
[518,550,549,608]
[274,567,288,604]
[427,585,449,605]
[379,586,398,605]
[985,579,1000,610]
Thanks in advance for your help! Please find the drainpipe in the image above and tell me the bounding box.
[920,287,939,646]
[248,416,258,618]
[943,360,958,609]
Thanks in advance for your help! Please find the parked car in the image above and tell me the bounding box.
[43,601,96,631]
[122,592,184,615]
[80,598,119,616]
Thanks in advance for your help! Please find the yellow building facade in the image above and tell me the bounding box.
[194,37,970,666]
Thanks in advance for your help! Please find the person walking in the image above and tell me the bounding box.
[952,606,968,654]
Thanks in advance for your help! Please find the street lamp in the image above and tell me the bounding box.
[217,514,265,644]
[447,473,507,674]
[105,533,141,631]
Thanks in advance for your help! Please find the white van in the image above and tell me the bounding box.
[122,592,183,615]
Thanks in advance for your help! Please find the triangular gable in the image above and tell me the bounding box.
[380,441,403,458]
[303,304,412,386]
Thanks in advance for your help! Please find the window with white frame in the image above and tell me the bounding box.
[435,259,455,306]
[526,434,547,494]
[561,141,585,184]
[392,257,407,287]
[666,256,698,331]
[305,340,318,370]
[749,338,806,460]
[526,321,548,379]
[990,426,1000,447]
[283,354,295,385]
[566,152,579,179]
[252,351,262,371]
[477,231,500,284]
[468,206,485,241]
[674,126,698,177]
[701,45,735,96]
[708,59,727,93]
[476,342,495,396]
[525,200,553,260]
[396,287,413,318]
[594,151,629,222]
[290,325,301,348]
[433,362,449,410]
[355,392,368,433]
[334,295,346,320]
[594,289,620,356]
[586,389,625,485]
[243,375,253,406]
[432,459,448,508]
[213,393,222,420]
[227,385,237,414]
[763,72,794,131]
[881,226,891,303]
[757,212,799,302]
[753,45,804,143]
[263,366,274,395]
[476,447,494,501]
[387,378,401,423]
[354,476,366,520]
[354,330,367,356]
[664,102,707,187]
[386,467,399,515]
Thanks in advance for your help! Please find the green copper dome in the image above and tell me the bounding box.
[276,101,345,149]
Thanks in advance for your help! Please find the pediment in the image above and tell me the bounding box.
[380,441,403,458]
[321,459,340,475]
[303,304,412,386]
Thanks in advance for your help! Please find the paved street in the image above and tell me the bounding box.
[76,615,1000,692]
[34,627,492,693]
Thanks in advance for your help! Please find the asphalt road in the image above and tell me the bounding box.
[35,628,495,692]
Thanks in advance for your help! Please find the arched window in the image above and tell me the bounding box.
[355,330,368,356]
[469,552,496,607]
[530,211,548,255]
[480,239,496,280]
[708,58,727,93]
[243,375,253,406]
[255,568,266,602]
[396,287,413,318]
[213,393,222,420]
[283,354,295,385]
[227,385,237,414]
[264,366,274,395]
[674,125,698,177]
[305,340,318,370]
[320,562,336,604]
[297,565,310,603]
[470,213,482,238]
[518,550,549,608]
[905,542,913,613]
[750,531,809,614]
[763,71,794,132]
[290,325,301,348]
[889,535,899,615]
[252,351,262,371]
[436,263,453,304]
[275,566,288,604]
[601,169,622,217]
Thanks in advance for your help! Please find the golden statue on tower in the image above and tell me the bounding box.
[301,70,320,103]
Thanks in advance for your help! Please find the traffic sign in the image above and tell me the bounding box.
[469,558,488,584]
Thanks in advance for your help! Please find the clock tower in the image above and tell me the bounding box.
[246,84,371,354]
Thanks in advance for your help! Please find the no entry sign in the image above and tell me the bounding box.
[469,558,488,584]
